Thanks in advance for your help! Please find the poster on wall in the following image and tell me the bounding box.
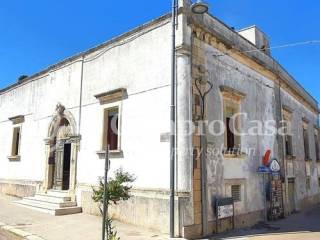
[215,197,235,233]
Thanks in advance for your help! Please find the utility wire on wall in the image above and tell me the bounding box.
[212,40,320,57]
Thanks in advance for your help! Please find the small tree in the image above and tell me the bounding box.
[92,168,135,240]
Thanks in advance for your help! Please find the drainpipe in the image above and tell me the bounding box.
[78,57,85,137]
[170,0,178,237]
[276,71,287,217]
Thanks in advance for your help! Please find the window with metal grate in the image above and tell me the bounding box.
[231,185,241,202]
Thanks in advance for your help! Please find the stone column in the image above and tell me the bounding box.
[42,138,52,193]
[68,135,81,200]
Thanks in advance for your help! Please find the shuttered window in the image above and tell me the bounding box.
[306,177,311,190]
[102,107,119,151]
[315,134,320,161]
[226,117,235,150]
[231,185,241,202]
[303,128,310,160]
[11,127,21,156]
[283,120,293,156]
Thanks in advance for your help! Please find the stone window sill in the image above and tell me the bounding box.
[8,155,21,161]
[96,150,123,158]
[223,153,247,159]
[285,155,296,160]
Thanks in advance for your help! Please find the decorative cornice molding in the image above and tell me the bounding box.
[8,115,25,125]
[95,88,127,105]
[219,85,246,102]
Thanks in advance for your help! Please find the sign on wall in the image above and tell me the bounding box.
[269,159,281,173]
[217,204,234,219]
[215,197,235,233]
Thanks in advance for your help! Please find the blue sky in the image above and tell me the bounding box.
[0,1,319,102]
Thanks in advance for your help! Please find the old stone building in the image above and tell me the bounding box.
[0,1,319,239]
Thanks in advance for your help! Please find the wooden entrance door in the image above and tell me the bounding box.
[288,178,296,214]
[53,141,71,190]
[53,141,64,190]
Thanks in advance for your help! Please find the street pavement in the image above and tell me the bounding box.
[1,193,320,240]
[0,233,7,240]
[0,194,167,240]
[211,203,320,240]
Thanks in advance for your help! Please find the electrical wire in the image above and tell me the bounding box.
[213,40,320,57]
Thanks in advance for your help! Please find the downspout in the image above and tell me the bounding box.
[276,69,287,217]
[78,57,84,137]
[170,0,178,237]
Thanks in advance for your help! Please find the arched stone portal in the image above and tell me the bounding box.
[43,103,80,198]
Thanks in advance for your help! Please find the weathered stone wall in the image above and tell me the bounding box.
[188,19,320,237]
[0,179,41,198]
[280,88,319,211]
[77,186,186,235]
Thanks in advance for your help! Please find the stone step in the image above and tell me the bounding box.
[14,200,82,216]
[46,190,69,197]
[35,193,71,202]
[22,197,77,208]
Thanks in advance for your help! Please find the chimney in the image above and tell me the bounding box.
[238,26,271,55]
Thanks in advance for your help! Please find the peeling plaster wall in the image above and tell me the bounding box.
[191,28,319,231]
[281,88,320,208]
[201,40,277,222]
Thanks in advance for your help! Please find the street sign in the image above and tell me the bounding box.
[215,197,235,233]
[258,166,271,174]
[269,159,281,173]
[217,204,234,219]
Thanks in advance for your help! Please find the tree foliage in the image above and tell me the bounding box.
[92,168,135,240]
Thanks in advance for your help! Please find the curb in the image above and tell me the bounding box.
[0,222,45,240]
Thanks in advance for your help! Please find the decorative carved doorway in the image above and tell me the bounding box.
[43,103,80,196]
[53,141,71,190]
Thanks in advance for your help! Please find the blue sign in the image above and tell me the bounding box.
[258,166,271,174]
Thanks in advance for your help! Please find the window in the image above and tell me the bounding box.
[11,127,21,156]
[303,127,310,160]
[306,177,311,191]
[8,115,24,161]
[220,86,245,155]
[315,132,320,161]
[231,185,241,202]
[283,120,293,156]
[226,107,236,150]
[224,104,241,153]
[102,107,119,151]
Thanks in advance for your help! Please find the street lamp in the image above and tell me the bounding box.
[191,0,209,14]
[170,0,209,238]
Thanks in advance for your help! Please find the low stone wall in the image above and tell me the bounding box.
[183,209,264,239]
[79,186,186,234]
[0,179,41,198]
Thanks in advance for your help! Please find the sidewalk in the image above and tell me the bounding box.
[0,194,169,240]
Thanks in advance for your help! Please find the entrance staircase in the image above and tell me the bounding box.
[14,190,82,216]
